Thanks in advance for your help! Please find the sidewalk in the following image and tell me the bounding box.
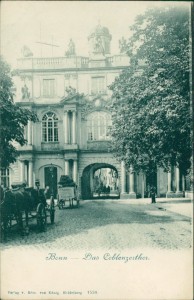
[51,197,193,219]
[156,198,193,218]
[118,197,193,218]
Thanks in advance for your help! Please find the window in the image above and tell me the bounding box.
[87,111,112,141]
[42,112,58,142]
[91,77,105,94]
[43,79,55,97]
[1,168,10,188]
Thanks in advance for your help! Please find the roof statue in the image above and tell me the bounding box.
[65,86,76,96]
[119,37,128,54]
[89,23,111,39]
[93,36,104,54]
[65,39,76,57]
[88,23,112,55]
[21,84,30,100]
[21,45,33,57]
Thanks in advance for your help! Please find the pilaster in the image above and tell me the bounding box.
[65,160,69,176]
[73,159,78,184]
[64,111,69,144]
[20,160,25,182]
[27,120,32,145]
[28,160,33,187]
[72,110,77,144]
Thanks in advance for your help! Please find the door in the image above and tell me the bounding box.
[44,166,57,198]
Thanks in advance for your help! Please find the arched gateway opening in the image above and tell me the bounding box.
[81,163,119,200]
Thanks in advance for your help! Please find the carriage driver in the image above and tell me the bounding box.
[32,179,47,206]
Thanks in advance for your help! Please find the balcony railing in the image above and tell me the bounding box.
[87,140,111,151]
[41,142,60,151]
[17,54,129,70]
[17,57,89,70]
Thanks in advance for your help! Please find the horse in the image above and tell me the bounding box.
[0,186,33,241]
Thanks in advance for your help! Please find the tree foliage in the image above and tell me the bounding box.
[110,6,191,178]
[0,56,37,168]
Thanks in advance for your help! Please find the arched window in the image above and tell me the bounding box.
[87,111,112,141]
[1,168,10,188]
[42,112,58,142]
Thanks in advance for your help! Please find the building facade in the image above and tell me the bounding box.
[2,24,188,199]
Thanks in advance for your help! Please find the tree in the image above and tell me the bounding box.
[110,6,191,183]
[0,56,37,169]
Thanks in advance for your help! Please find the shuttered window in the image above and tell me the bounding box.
[91,77,105,94]
[43,79,55,97]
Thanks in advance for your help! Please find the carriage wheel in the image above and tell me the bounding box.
[58,199,64,210]
[15,211,25,236]
[1,221,7,242]
[36,203,47,232]
[50,209,55,224]
[76,198,80,208]
[7,217,12,229]
[50,197,55,224]
[0,207,10,242]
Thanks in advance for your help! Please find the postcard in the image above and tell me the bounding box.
[0,1,193,300]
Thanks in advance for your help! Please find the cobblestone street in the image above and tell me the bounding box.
[1,199,192,251]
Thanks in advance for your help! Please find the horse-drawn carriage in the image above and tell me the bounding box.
[58,186,79,209]
[57,175,79,209]
[0,181,55,241]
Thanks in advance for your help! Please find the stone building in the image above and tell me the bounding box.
[1,24,188,199]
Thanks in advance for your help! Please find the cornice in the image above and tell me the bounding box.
[18,66,128,73]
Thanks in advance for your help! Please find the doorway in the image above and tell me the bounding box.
[44,166,58,198]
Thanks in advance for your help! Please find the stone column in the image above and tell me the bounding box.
[182,175,185,192]
[166,168,174,197]
[129,166,136,199]
[28,160,33,187]
[73,159,78,184]
[141,173,145,199]
[72,110,77,144]
[20,161,25,182]
[27,121,32,145]
[167,171,172,192]
[175,167,183,197]
[65,160,69,176]
[175,167,180,193]
[120,161,127,198]
[64,111,69,144]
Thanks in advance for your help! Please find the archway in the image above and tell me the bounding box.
[81,163,119,200]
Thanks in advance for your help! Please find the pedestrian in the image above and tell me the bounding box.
[150,186,156,203]
[44,186,50,200]
[106,185,110,196]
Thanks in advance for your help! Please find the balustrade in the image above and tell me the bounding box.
[17,55,129,70]
[18,57,89,70]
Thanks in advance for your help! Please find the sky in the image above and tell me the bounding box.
[1,1,189,69]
